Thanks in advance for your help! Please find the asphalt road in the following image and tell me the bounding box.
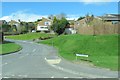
[1,39,83,78]
[1,39,118,78]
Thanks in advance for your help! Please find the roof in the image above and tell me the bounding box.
[38,17,52,25]
[99,14,120,21]
[102,17,119,21]
[0,20,7,25]
[9,20,19,24]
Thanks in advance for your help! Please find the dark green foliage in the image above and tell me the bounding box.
[51,17,69,35]
[77,16,85,21]
[1,24,11,32]
[37,19,42,22]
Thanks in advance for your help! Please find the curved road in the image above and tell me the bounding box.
[1,39,118,78]
[2,39,81,78]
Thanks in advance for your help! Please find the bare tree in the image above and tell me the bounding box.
[56,13,66,20]
[48,14,54,20]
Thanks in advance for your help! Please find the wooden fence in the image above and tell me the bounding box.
[77,23,119,35]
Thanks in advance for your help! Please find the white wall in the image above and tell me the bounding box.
[65,28,76,34]
[37,25,49,31]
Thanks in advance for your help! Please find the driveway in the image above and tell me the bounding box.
[1,39,118,78]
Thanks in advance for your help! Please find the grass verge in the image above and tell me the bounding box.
[6,32,56,40]
[39,34,118,71]
[0,41,22,55]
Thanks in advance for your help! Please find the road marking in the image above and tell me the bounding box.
[2,62,8,66]
[32,49,36,52]
[3,77,10,78]
[51,76,54,78]
[18,74,28,77]
[64,77,68,78]
[22,41,27,42]
[46,60,108,78]
[45,57,61,64]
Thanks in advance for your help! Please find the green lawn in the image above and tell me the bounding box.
[39,34,118,70]
[6,33,56,40]
[0,41,22,55]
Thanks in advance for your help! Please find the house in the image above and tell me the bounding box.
[74,18,88,32]
[8,20,20,32]
[0,20,8,25]
[37,17,52,32]
[8,20,19,26]
[0,20,9,32]
[99,14,120,24]
[64,22,76,34]
[64,28,76,34]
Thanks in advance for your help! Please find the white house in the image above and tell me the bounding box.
[65,28,76,34]
[37,17,52,32]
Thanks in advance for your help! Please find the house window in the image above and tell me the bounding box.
[45,22,51,25]
[45,22,49,25]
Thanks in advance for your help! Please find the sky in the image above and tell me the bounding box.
[0,2,119,22]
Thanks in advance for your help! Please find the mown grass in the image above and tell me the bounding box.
[39,34,118,70]
[0,41,22,55]
[6,33,56,40]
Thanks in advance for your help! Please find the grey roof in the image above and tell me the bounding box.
[99,14,120,21]
[102,17,120,21]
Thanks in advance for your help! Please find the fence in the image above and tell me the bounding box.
[77,22,119,35]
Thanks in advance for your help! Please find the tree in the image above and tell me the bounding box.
[77,16,85,21]
[16,24,22,34]
[37,19,42,22]
[48,14,54,20]
[85,13,94,24]
[56,13,66,20]
[51,17,69,35]
[27,22,35,32]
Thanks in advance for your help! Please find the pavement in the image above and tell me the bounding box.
[1,39,119,78]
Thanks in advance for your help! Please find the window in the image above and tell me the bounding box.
[45,21,51,25]
[45,22,49,25]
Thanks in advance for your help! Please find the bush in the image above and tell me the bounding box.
[4,32,19,35]
[51,17,69,35]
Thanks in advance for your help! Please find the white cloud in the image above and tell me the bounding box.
[66,14,82,20]
[0,11,48,22]
[0,11,83,22]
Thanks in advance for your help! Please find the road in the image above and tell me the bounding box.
[1,39,118,78]
[1,39,82,78]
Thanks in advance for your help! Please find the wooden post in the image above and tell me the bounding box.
[0,32,4,44]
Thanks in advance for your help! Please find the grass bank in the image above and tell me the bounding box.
[0,41,22,55]
[6,33,56,40]
[39,34,118,70]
